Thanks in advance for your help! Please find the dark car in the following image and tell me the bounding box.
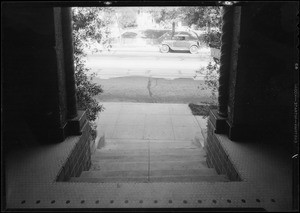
[159,31,200,54]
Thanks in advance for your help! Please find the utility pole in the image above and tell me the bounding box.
[172,22,175,36]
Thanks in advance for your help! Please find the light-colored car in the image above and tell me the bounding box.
[159,31,200,54]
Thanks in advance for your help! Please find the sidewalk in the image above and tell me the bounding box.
[109,45,159,52]
[94,102,208,151]
[87,45,211,54]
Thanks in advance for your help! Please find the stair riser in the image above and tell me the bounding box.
[80,168,217,178]
[150,161,209,170]
[90,161,209,171]
[92,156,148,162]
[90,162,148,171]
[70,175,229,183]
[95,148,205,155]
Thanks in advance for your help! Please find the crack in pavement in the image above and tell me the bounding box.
[147,77,156,103]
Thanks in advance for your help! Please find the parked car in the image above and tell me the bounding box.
[159,31,200,54]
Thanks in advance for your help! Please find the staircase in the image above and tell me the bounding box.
[70,139,229,183]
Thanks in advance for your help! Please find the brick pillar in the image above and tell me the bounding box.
[54,7,87,137]
[217,6,234,118]
[61,7,78,119]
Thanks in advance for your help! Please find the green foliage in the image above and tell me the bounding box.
[117,8,138,29]
[142,29,171,39]
[72,7,109,139]
[73,49,103,122]
[154,7,182,24]
[180,6,221,106]
[196,60,220,106]
[181,6,222,29]
[72,7,115,51]
[148,6,222,31]
[188,103,218,117]
[201,30,222,47]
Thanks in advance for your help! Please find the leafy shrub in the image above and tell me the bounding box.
[195,59,220,106]
[188,103,218,117]
[198,30,221,47]
[72,8,106,140]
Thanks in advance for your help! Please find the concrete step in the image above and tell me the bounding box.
[92,148,206,162]
[90,161,148,171]
[92,153,205,163]
[150,148,206,156]
[150,153,205,162]
[100,140,203,150]
[90,160,209,171]
[94,148,205,157]
[69,176,148,183]
[149,142,201,149]
[69,174,229,183]
[150,168,217,176]
[150,160,209,170]
[92,151,148,163]
[149,175,229,182]
[80,168,217,179]
[99,142,148,151]
[94,149,148,156]
[80,170,148,178]
[95,147,205,155]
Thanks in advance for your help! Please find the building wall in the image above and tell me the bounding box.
[56,123,92,181]
[227,2,297,141]
[2,4,69,150]
[206,118,241,181]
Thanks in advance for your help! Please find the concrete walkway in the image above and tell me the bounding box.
[70,102,229,183]
[95,102,207,146]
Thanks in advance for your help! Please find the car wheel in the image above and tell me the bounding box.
[189,45,198,54]
[161,45,170,53]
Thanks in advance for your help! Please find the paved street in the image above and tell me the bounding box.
[86,47,214,104]
[86,48,211,80]
[93,76,213,104]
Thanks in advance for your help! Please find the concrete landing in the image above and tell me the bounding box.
[94,102,207,150]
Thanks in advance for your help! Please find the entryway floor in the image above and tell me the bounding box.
[5,102,293,211]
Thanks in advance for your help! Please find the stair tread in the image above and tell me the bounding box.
[150,160,209,170]
[92,155,148,162]
[69,176,148,183]
[150,175,229,182]
[80,170,148,178]
[150,155,205,162]
[92,150,206,162]
[95,148,205,154]
[81,168,217,178]
[98,141,203,150]
[69,175,229,183]
[90,160,209,171]
[90,162,148,171]
[150,169,217,176]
